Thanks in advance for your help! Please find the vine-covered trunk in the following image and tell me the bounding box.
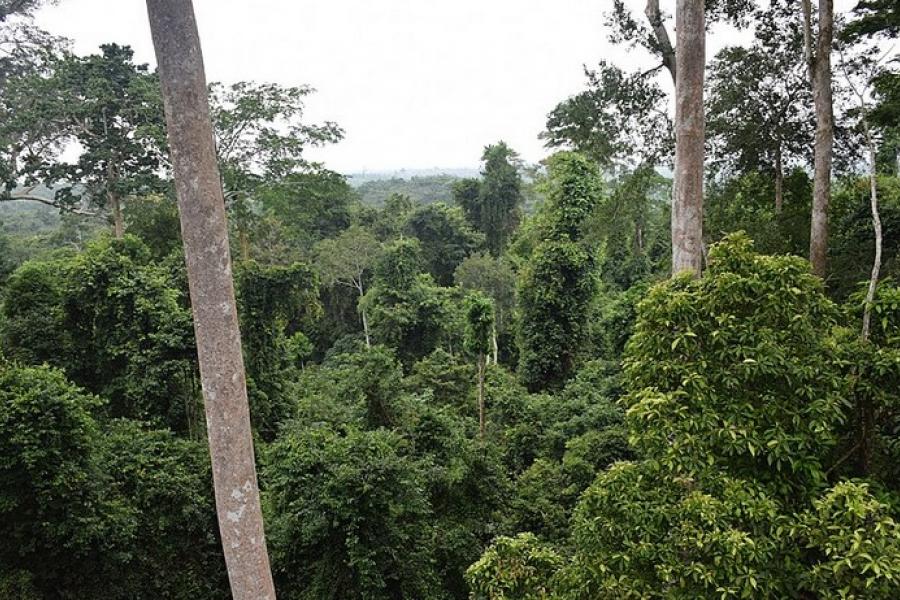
[671,0,705,277]
[145,1,277,598]
[774,146,784,214]
[361,306,371,349]
[238,228,251,262]
[477,353,486,437]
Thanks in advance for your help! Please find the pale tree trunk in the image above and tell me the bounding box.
[477,353,486,438]
[859,115,881,475]
[491,323,498,365]
[774,146,784,214]
[361,307,371,349]
[356,278,371,348]
[860,115,882,343]
[802,0,834,278]
[144,2,277,599]
[671,0,705,277]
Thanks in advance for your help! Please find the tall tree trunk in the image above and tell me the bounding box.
[774,146,784,214]
[803,0,834,278]
[361,307,371,349]
[110,191,125,239]
[671,0,705,277]
[144,2,277,599]
[477,353,486,438]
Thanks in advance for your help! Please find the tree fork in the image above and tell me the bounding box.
[144,1,277,598]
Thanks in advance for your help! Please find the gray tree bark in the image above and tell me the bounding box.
[671,0,705,277]
[802,0,834,278]
[144,1,277,598]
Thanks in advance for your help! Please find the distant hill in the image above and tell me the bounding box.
[349,172,477,207]
[347,168,479,185]
[0,200,61,237]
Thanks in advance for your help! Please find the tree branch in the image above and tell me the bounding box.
[645,0,677,83]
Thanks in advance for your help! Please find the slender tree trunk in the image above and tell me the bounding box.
[144,2,277,599]
[774,146,784,214]
[803,0,834,278]
[861,121,882,342]
[854,120,880,477]
[356,280,371,348]
[477,353,486,438]
[361,307,371,349]
[110,191,125,239]
[491,323,498,365]
[671,0,705,277]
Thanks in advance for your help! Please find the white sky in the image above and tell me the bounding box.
[33,0,856,174]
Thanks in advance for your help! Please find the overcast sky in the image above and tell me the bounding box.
[32,0,854,174]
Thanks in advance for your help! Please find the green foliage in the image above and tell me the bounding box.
[624,233,844,497]
[405,202,484,286]
[543,62,671,167]
[518,240,595,392]
[589,284,647,361]
[252,169,356,255]
[2,236,201,432]
[706,6,812,181]
[559,462,791,599]
[405,349,473,410]
[454,143,523,256]
[123,193,182,259]
[537,152,603,240]
[585,166,670,293]
[265,425,442,600]
[95,420,229,599]
[705,169,812,257]
[39,44,167,210]
[831,176,900,300]
[795,481,900,598]
[0,364,105,593]
[466,533,563,600]
[1,253,70,366]
[211,80,342,184]
[0,362,229,599]
[498,362,629,540]
[843,0,900,40]
[464,292,493,358]
[237,260,320,437]
[362,238,457,365]
[354,174,461,207]
[474,235,900,598]
[517,153,601,392]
